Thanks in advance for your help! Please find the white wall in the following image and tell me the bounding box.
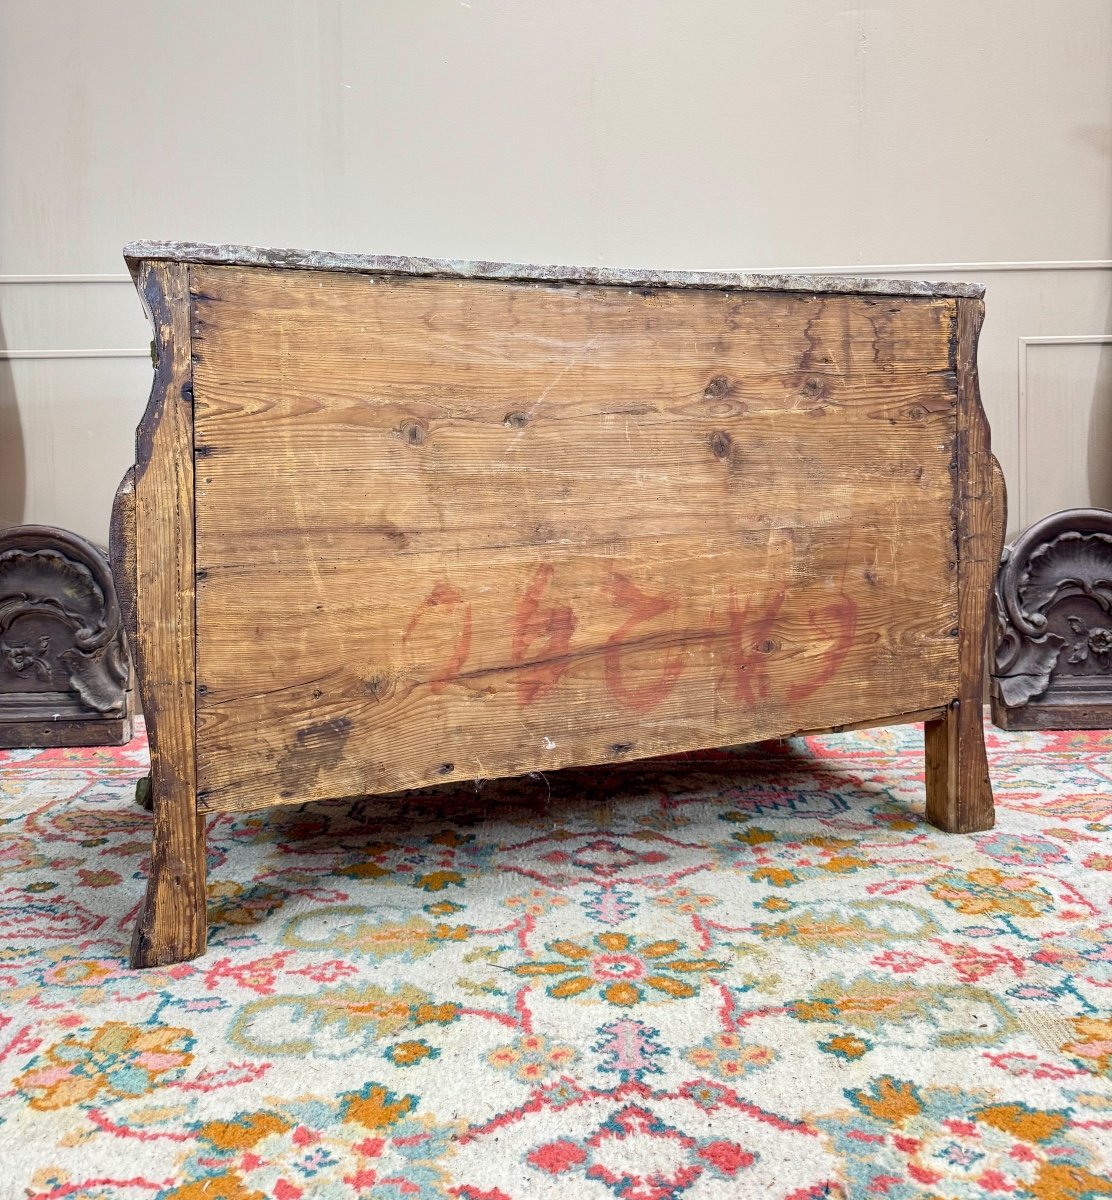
[2,0,1110,541]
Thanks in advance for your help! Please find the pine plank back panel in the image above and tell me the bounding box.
[190,266,959,811]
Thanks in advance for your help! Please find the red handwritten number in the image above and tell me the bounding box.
[786,594,858,702]
[403,583,472,693]
[400,571,856,711]
[511,564,578,706]
[602,574,687,712]
[724,589,786,705]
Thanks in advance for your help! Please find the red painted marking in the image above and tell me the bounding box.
[403,582,473,693]
[723,588,786,705]
[511,564,578,706]
[787,593,858,702]
[602,574,687,712]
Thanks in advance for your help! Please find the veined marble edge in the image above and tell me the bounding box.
[122,240,986,300]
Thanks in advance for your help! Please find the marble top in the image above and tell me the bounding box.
[124,240,985,300]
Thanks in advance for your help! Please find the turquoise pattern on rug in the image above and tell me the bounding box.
[0,720,1110,1198]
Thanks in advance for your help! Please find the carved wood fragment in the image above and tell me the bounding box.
[992,507,1112,729]
[0,524,133,747]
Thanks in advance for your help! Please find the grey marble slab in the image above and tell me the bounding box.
[124,240,984,300]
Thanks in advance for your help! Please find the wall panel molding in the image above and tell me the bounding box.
[0,349,149,360]
[1018,335,1112,529]
[805,261,1112,275]
[0,274,133,284]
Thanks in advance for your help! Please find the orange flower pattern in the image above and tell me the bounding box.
[512,932,727,1005]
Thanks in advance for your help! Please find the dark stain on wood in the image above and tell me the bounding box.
[277,716,354,798]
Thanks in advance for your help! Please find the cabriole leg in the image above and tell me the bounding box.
[110,259,207,967]
[923,296,999,835]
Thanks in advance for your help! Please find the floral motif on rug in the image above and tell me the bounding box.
[0,720,1109,1198]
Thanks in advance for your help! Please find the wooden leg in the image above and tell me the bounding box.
[131,782,207,968]
[924,701,994,833]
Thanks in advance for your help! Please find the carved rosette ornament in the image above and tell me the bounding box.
[991,508,1112,730]
[0,524,133,747]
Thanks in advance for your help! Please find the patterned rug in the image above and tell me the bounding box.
[0,719,1110,1200]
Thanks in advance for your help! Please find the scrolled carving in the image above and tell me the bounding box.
[0,524,133,746]
[991,508,1112,729]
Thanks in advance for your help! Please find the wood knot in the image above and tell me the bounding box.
[364,673,395,702]
[907,405,927,421]
[800,377,825,401]
[709,430,733,460]
[398,418,427,446]
[504,411,530,428]
[704,375,733,400]
[758,638,779,654]
[437,762,455,775]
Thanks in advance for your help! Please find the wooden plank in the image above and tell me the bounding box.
[194,519,955,691]
[109,261,206,966]
[194,535,959,810]
[924,297,997,832]
[190,267,962,813]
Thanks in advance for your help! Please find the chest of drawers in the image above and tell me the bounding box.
[112,242,1005,966]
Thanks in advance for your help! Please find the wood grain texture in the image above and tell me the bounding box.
[190,266,964,813]
[924,298,997,832]
[110,261,207,967]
